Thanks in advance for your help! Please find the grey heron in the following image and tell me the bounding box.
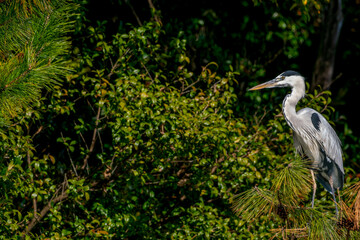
[249,70,344,216]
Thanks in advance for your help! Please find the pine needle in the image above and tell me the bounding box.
[0,0,76,123]
[341,181,360,231]
[308,211,343,240]
[231,186,275,222]
[231,155,348,239]
[271,157,312,206]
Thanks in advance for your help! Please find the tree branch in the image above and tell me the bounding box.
[1,65,32,92]
[61,132,78,176]
[311,0,343,90]
[147,0,162,25]
[141,61,154,83]
[82,105,101,169]
[24,188,68,235]
[27,149,38,223]
[125,0,142,26]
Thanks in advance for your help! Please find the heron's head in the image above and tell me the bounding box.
[249,70,304,91]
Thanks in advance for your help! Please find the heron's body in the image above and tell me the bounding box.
[292,109,344,192]
[250,70,344,214]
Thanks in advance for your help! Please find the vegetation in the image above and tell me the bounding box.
[0,0,359,239]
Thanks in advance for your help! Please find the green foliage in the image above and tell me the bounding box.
[0,0,359,239]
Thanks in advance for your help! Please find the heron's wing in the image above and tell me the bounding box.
[293,132,304,156]
[297,108,343,170]
[295,108,344,190]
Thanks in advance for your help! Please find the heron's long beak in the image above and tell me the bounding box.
[249,79,277,91]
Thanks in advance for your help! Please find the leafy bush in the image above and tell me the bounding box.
[0,1,359,239]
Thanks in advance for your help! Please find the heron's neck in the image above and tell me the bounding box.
[282,81,305,130]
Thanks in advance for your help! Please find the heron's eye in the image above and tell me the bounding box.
[281,76,285,80]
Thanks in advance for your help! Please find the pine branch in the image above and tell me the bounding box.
[271,157,313,206]
[231,186,276,222]
[231,154,348,239]
[0,0,76,123]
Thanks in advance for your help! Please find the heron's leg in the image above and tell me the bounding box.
[337,188,342,218]
[329,179,339,218]
[308,170,317,237]
[337,188,341,205]
[310,170,317,208]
